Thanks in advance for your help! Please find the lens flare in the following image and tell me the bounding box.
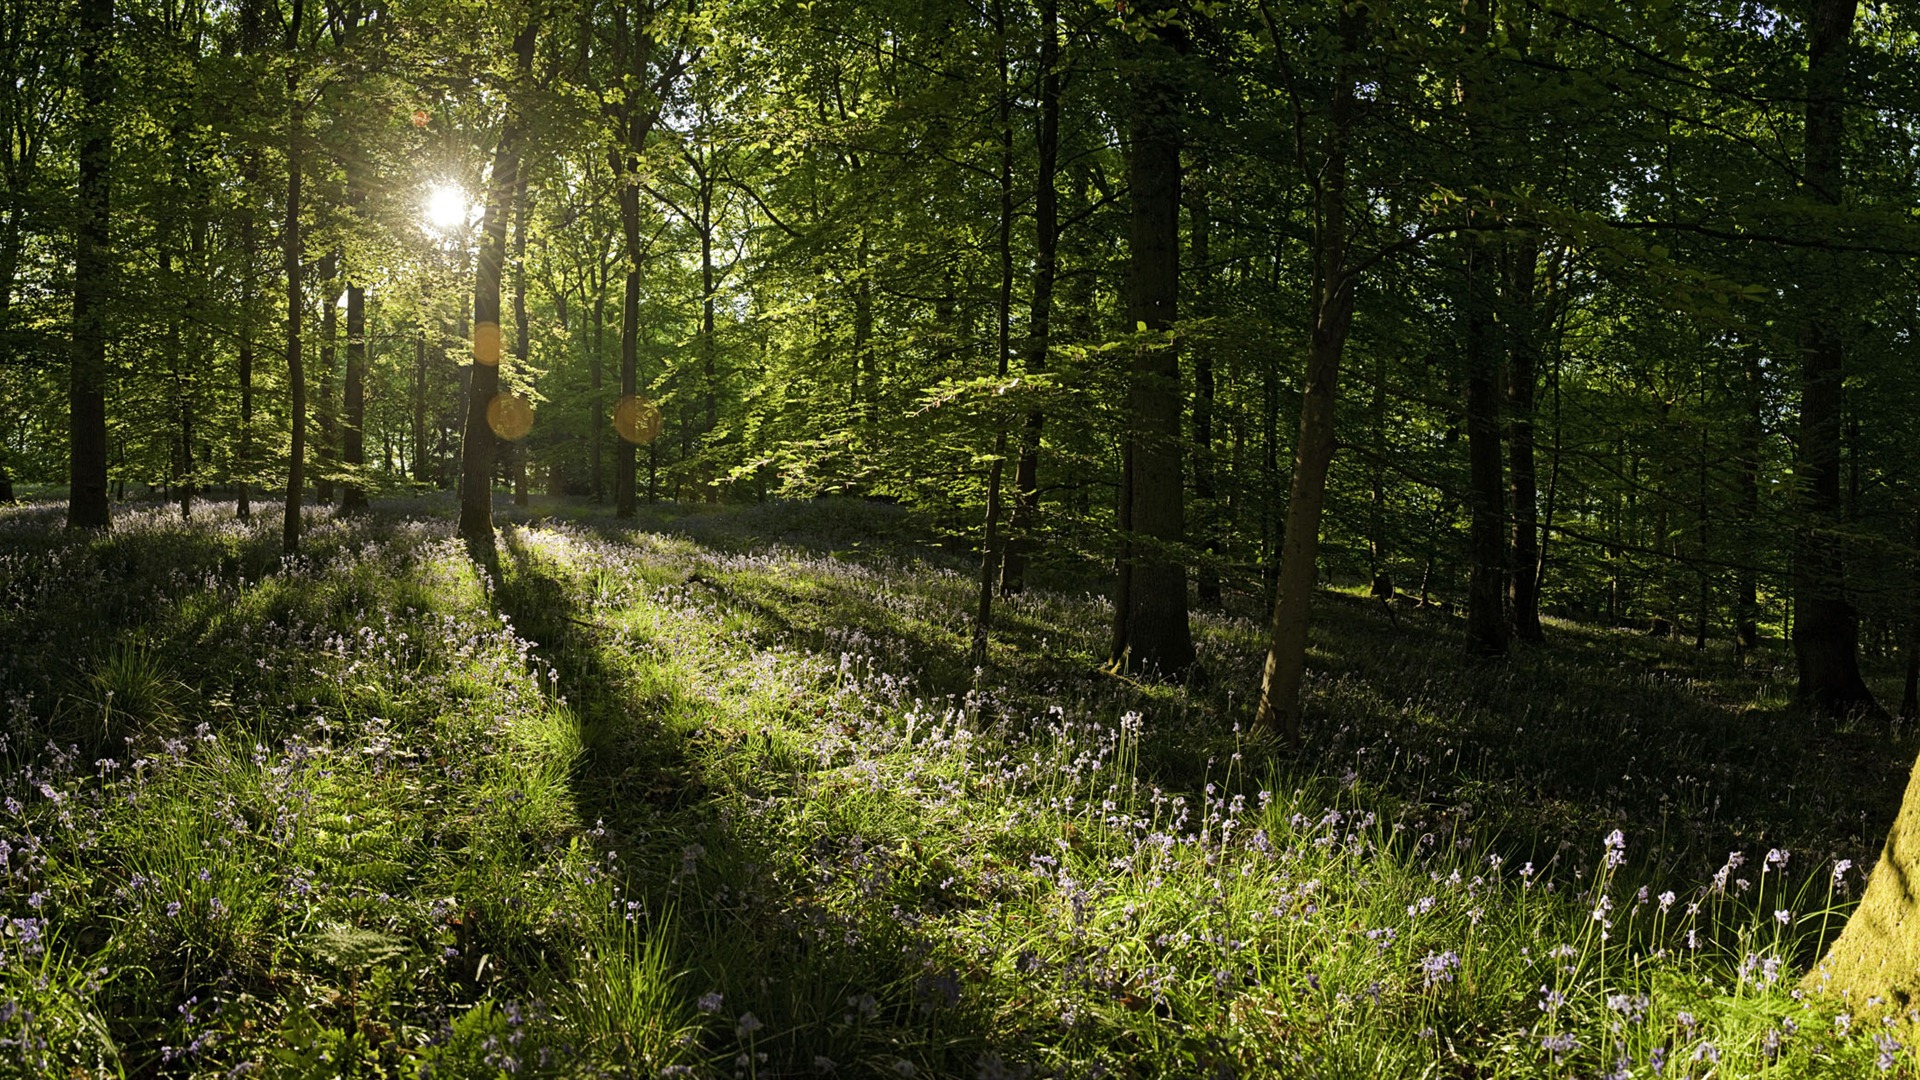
[487,394,535,441]
[613,394,662,445]
[473,321,501,366]
[426,184,469,231]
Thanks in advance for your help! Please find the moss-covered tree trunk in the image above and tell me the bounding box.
[1807,748,1920,1010]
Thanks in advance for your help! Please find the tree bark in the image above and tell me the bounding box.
[1462,0,1507,658]
[1109,0,1193,677]
[1505,240,1544,643]
[972,4,1015,668]
[459,18,536,541]
[67,0,112,529]
[608,8,670,518]
[591,289,606,501]
[999,0,1059,597]
[1791,0,1880,719]
[1189,153,1219,609]
[512,171,531,508]
[411,328,428,483]
[1252,1,1361,740]
[314,251,337,506]
[340,281,368,512]
[281,5,306,557]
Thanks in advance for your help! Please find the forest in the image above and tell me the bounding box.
[7,0,1920,1075]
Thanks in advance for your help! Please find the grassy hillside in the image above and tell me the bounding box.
[0,496,1911,1077]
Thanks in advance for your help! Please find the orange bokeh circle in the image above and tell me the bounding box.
[487,393,535,441]
[613,394,662,445]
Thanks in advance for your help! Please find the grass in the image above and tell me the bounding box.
[0,492,1914,1077]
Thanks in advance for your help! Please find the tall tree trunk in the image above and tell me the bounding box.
[609,10,669,518]
[340,281,368,511]
[459,18,536,541]
[972,5,1015,668]
[237,170,256,521]
[281,7,306,557]
[851,229,873,432]
[1505,240,1543,643]
[1189,153,1220,608]
[999,0,1059,597]
[314,251,337,506]
[1904,509,1920,721]
[410,328,428,483]
[1252,1,1361,739]
[615,195,639,517]
[1109,0,1193,676]
[591,291,606,501]
[512,172,531,507]
[179,222,207,521]
[1736,347,1763,655]
[67,0,112,529]
[1791,0,1880,719]
[698,157,717,450]
[1461,0,1507,657]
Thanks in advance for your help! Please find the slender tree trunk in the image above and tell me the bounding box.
[1695,422,1711,649]
[179,225,203,521]
[591,292,606,501]
[1000,0,1059,596]
[410,328,428,483]
[460,19,535,541]
[341,281,367,511]
[1190,154,1220,608]
[1109,1,1193,676]
[314,251,337,506]
[1735,353,1761,653]
[615,196,639,517]
[1252,2,1361,740]
[1506,240,1543,643]
[1462,0,1507,657]
[281,13,306,557]
[1791,0,1880,719]
[67,0,113,529]
[972,7,1015,668]
[1537,330,1564,604]
[512,173,530,508]
[608,12,668,518]
[851,229,873,432]
[698,158,717,449]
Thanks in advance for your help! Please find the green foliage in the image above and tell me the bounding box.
[4,501,1911,1075]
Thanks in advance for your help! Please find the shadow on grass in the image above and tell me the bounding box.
[490,522,1023,1075]
[1277,590,1911,889]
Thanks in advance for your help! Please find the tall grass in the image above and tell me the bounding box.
[0,496,1907,1076]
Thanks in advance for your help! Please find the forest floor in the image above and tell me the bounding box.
[0,494,1914,1078]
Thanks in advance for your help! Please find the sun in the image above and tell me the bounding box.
[425,183,471,232]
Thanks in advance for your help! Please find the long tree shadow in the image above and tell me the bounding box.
[492,522,1033,1075]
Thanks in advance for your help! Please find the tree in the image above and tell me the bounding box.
[282,0,309,555]
[458,13,537,542]
[1251,0,1362,739]
[67,0,112,529]
[997,0,1060,598]
[1108,0,1194,677]
[1790,0,1880,719]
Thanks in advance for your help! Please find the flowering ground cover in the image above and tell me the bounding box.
[0,496,1913,1077]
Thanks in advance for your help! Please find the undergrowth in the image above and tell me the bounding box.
[0,495,1910,1077]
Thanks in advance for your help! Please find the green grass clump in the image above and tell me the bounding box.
[0,496,1911,1076]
